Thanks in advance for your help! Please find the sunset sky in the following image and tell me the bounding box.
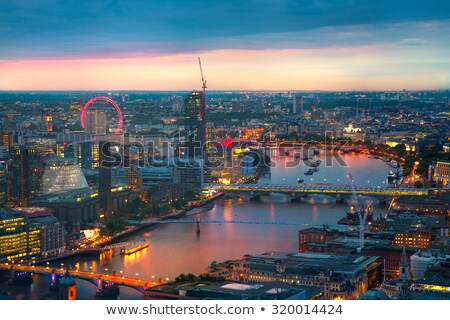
[1,0,449,91]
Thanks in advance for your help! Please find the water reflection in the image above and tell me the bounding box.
[0,273,142,300]
[2,153,392,295]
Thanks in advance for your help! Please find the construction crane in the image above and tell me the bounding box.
[198,57,207,93]
[197,57,207,146]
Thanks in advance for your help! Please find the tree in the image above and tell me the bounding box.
[414,181,423,188]
[392,144,407,158]
[146,185,159,199]
[184,189,197,200]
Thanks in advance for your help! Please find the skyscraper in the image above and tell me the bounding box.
[184,91,205,159]
[85,110,107,134]
[9,146,42,206]
[99,141,113,215]
[77,141,99,170]
[42,109,53,132]
[293,95,304,114]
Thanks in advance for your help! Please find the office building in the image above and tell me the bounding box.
[11,207,65,258]
[184,91,205,159]
[0,158,7,206]
[0,209,41,261]
[29,215,65,258]
[0,130,14,147]
[124,166,143,192]
[298,226,340,252]
[144,281,322,300]
[9,145,43,206]
[32,184,131,223]
[410,250,443,280]
[293,95,303,114]
[98,141,114,215]
[77,141,99,170]
[41,158,88,195]
[85,110,106,135]
[174,159,211,191]
[42,109,53,132]
[434,160,450,188]
[231,252,382,300]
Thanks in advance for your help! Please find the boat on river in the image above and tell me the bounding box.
[120,240,149,255]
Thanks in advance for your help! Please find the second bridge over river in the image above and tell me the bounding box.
[204,183,446,202]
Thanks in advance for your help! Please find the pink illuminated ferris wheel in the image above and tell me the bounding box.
[80,96,123,134]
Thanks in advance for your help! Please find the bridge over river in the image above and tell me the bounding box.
[0,262,159,292]
[204,183,446,202]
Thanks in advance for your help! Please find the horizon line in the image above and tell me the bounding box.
[0,88,449,93]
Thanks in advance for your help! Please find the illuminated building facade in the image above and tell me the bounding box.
[184,91,205,158]
[41,158,88,195]
[393,230,432,248]
[0,130,14,147]
[9,145,43,206]
[32,184,131,223]
[29,215,65,258]
[175,159,211,190]
[434,160,450,188]
[0,209,41,261]
[28,224,41,258]
[0,159,7,206]
[298,227,340,252]
[42,109,53,132]
[85,110,106,135]
[77,141,99,170]
[124,166,143,192]
[231,252,382,300]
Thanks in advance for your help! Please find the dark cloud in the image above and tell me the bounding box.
[0,0,449,59]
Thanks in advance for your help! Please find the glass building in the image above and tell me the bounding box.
[184,90,206,159]
[9,145,43,206]
[0,209,30,261]
[77,141,99,170]
[41,158,88,195]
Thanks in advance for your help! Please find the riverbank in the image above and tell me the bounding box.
[101,192,225,245]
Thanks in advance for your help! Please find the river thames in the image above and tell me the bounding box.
[3,153,394,299]
[65,153,392,279]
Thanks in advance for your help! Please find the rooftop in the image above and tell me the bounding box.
[146,281,322,300]
[241,251,380,276]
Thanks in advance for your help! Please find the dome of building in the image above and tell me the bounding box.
[41,158,88,194]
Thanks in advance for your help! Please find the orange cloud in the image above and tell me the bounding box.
[0,46,448,90]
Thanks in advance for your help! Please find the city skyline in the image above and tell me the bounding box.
[1,1,450,91]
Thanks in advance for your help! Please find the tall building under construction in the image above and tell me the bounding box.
[184,90,206,159]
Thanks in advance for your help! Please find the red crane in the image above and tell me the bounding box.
[198,57,207,94]
[197,57,207,144]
